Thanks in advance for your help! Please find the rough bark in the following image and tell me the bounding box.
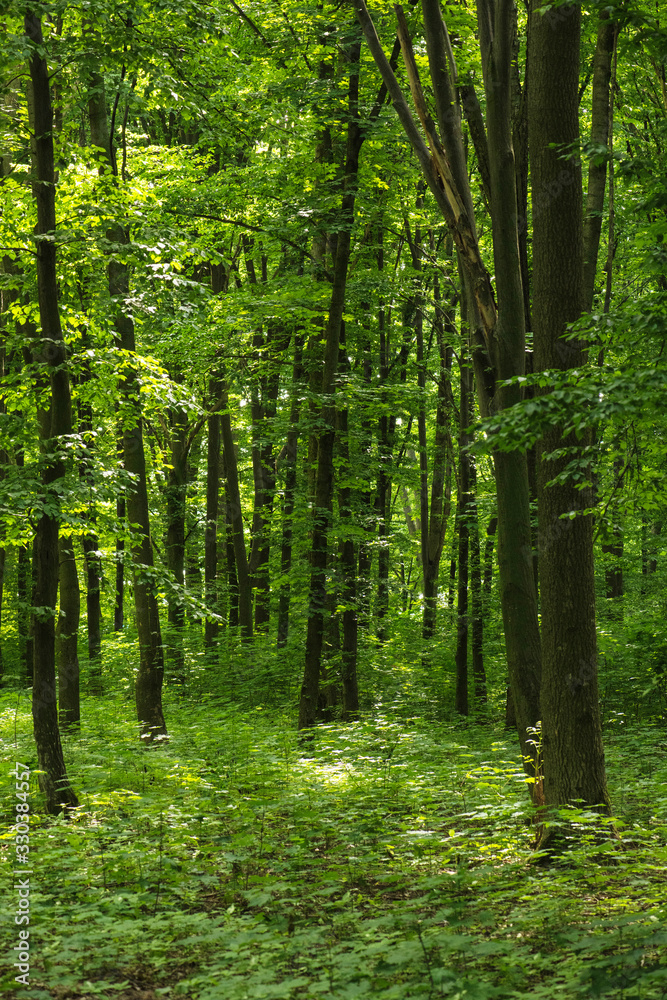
[528,0,610,824]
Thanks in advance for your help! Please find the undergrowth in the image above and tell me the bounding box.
[1,689,666,999]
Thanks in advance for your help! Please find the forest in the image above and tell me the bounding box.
[1,0,667,996]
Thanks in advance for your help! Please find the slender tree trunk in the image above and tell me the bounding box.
[423,265,454,638]
[25,12,78,810]
[454,355,471,716]
[18,537,30,681]
[582,18,617,312]
[356,0,542,784]
[276,338,303,649]
[337,333,359,719]
[528,0,610,825]
[299,34,363,730]
[114,432,125,632]
[469,458,486,705]
[204,377,221,654]
[57,536,80,729]
[78,391,103,683]
[88,46,165,737]
[220,386,253,639]
[165,405,188,681]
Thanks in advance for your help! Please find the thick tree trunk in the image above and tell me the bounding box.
[57,536,80,729]
[25,12,78,811]
[528,0,610,824]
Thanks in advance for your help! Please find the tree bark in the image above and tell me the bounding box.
[25,12,78,811]
[528,0,610,825]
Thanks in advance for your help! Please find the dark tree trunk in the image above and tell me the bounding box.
[165,404,188,681]
[299,34,363,730]
[204,378,221,654]
[423,266,454,639]
[220,386,253,639]
[276,338,303,649]
[528,0,610,823]
[57,536,80,729]
[78,391,103,683]
[25,12,78,811]
[357,0,543,786]
[454,355,472,716]
[582,18,617,312]
[87,44,165,737]
[337,334,359,720]
[469,458,486,706]
[18,539,30,682]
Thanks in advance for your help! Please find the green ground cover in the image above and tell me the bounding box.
[1,687,666,1000]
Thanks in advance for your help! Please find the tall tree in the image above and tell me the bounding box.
[528,0,610,830]
[25,11,78,811]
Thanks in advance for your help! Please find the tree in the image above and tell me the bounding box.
[528,0,610,827]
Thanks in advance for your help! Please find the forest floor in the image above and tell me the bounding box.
[1,686,666,1000]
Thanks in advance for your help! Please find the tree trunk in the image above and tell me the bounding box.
[57,536,80,729]
[454,356,471,716]
[204,378,221,655]
[18,538,30,682]
[220,386,253,639]
[357,0,543,785]
[337,333,359,720]
[25,12,78,811]
[528,0,610,825]
[469,457,486,706]
[165,404,188,681]
[88,44,166,738]
[582,18,617,313]
[276,338,303,649]
[78,390,103,684]
[299,34,362,730]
